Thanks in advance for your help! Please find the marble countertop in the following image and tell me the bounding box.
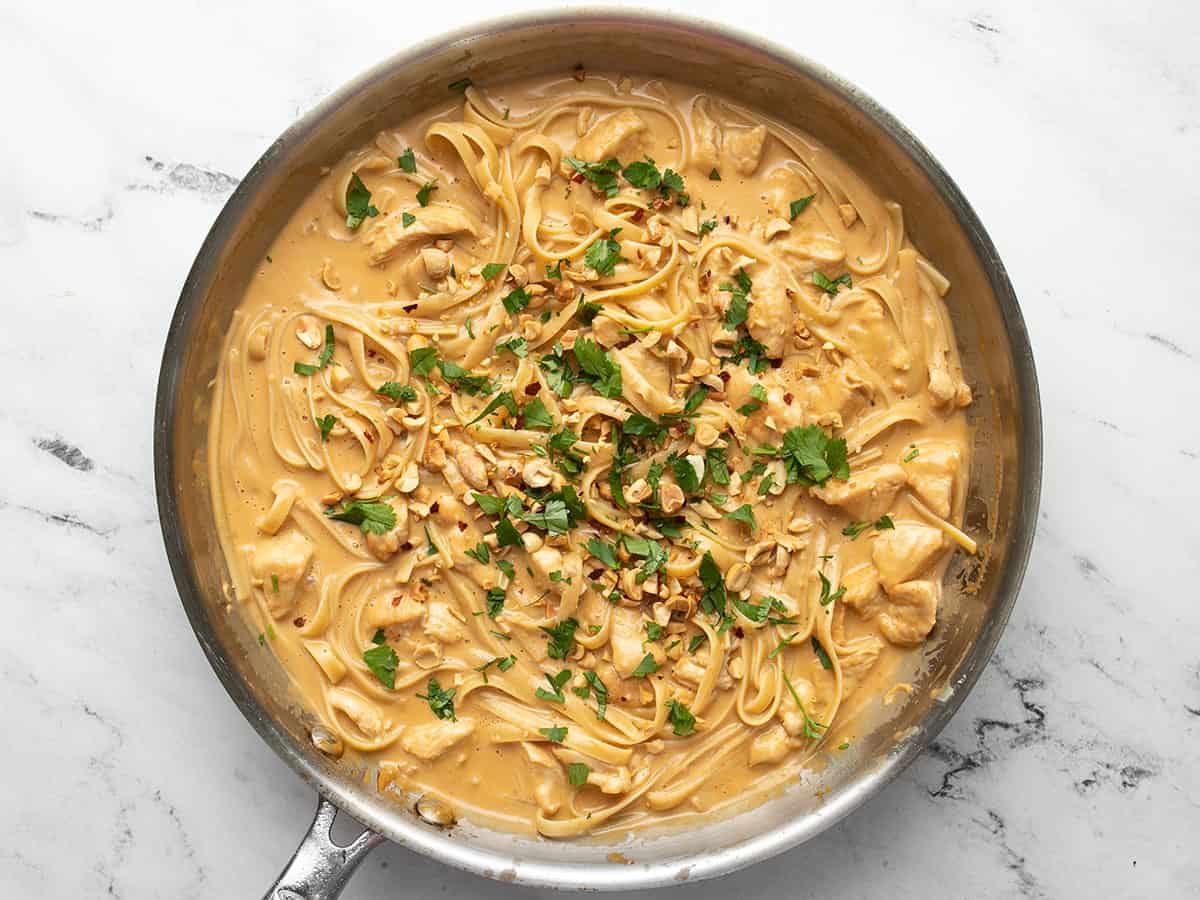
[2,0,1197,897]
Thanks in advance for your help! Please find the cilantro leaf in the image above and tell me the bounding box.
[315,414,336,442]
[572,338,622,398]
[541,618,579,660]
[468,390,518,425]
[363,643,397,688]
[377,381,416,403]
[464,542,490,564]
[698,551,727,617]
[584,231,622,277]
[812,271,852,294]
[564,156,621,197]
[481,263,506,280]
[812,636,833,670]
[622,157,662,190]
[725,504,757,532]
[568,762,590,786]
[778,425,850,485]
[522,397,554,430]
[789,195,815,220]
[632,653,659,677]
[586,538,619,569]
[409,346,438,377]
[344,173,379,230]
[397,148,417,173]
[666,698,696,736]
[538,343,576,398]
[583,670,608,720]
[497,336,528,358]
[875,514,895,530]
[818,571,846,606]
[539,726,567,742]
[416,677,456,720]
[416,181,438,206]
[502,286,531,314]
[325,498,395,534]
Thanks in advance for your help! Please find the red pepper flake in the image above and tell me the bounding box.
[572,173,584,184]
[430,502,440,514]
[783,392,794,404]
[456,521,467,532]
[365,432,375,443]
[718,370,731,383]
[404,303,418,313]
[769,357,783,369]
[391,595,402,606]
[293,616,307,627]
[631,209,645,222]
[523,381,541,396]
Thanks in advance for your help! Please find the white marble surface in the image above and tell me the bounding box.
[2,0,1197,896]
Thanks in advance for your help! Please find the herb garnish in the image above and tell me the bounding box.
[539,726,567,743]
[818,571,846,606]
[376,381,417,403]
[789,195,815,220]
[632,653,659,677]
[344,173,379,230]
[584,230,623,277]
[325,498,396,535]
[535,668,571,704]
[541,617,579,660]
[397,148,417,173]
[666,699,696,736]
[564,156,621,197]
[363,643,397,688]
[481,262,506,280]
[725,504,757,532]
[416,181,438,207]
[568,763,590,786]
[812,636,833,670]
[720,269,752,331]
[812,271,852,295]
[417,677,457,720]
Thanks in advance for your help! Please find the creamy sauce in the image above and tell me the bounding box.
[209,72,973,837]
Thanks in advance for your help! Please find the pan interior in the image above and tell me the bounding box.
[156,10,1038,889]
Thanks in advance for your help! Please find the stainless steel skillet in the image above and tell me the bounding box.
[153,10,1042,897]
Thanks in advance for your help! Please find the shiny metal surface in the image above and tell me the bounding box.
[155,9,1042,893]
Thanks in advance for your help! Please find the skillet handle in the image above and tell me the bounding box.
[263,795,386,900]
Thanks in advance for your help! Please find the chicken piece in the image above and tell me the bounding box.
[778,675,818,738]
[365,498,409,561]
[365,206,477,266]
[671,655,707,687]
[871,524,945,589]
[878,580,940,646]
[691,98,721,171]
[249,530,313,618]
[423,600,463,644]
[613,343,680,416]
[328,688,387,739]
[725,125,767,176]
[573,109,647,162]
[840,563,880,612]
[745,264,791,358]
[837,635,883,684]
[609,607,646,678]
[749,724,791,766]
[587,765,633,795]
[400,718,475,760]
[905,442,961,519]
[366,591,426,629]
[812,463,907,522]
